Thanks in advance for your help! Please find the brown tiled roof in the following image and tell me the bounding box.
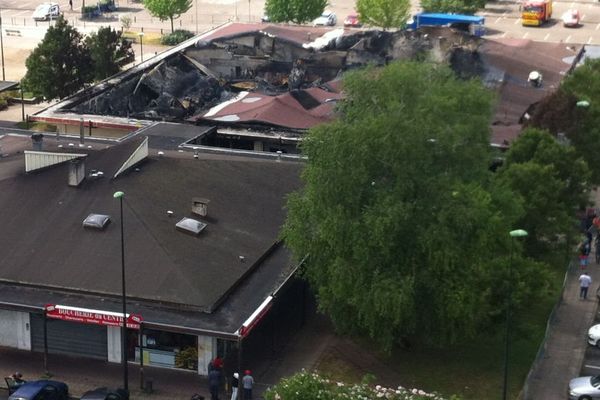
[197,87,343,129]
[480,38,577,146]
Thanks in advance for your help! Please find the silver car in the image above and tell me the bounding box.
[569,375,600,399]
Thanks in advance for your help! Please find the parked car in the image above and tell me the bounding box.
[588,324,600,347]
[8,380,68,400]
[81,387,129,400]
[569,375,600,400]
[343,13,362,27]
[313,11,337,26]
[32,2,60,21]
[562,9,580,27]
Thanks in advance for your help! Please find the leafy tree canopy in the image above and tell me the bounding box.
[283,61,550,350]
[420,0,486,15]
[23,16,92,100]
[144,0,192,32]
[86,26,133,81]
[265,0,327,24]
[497,128,590,257]
[356,0,411,30]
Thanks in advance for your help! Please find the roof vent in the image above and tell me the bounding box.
[192,198,210,217]
[68,159,85,187]
[175,217,207,236]
[83,214,111,230]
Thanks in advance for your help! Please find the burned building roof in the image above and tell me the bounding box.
[0,136,302,319]
[477,38,578,147]
[32,23,459,134]
[192,85,343,129]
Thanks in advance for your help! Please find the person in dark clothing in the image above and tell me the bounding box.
[231,372,239,400]
[208,368,222,400]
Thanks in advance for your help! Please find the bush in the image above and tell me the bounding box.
[120,15,132,30]
[264,371,461,400]
[161,30,194,46]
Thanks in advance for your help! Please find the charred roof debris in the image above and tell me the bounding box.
[33,22,575,154]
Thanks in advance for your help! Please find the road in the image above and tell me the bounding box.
[484,0,600,44]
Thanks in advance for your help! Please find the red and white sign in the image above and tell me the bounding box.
[238,295,273,338]
[45,304,142,329]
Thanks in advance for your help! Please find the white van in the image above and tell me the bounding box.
[32,3,60,21]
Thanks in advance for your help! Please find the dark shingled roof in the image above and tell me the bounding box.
[0,138,303,315]
[480,38,577,146]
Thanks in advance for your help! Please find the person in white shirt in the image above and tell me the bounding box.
[579,272,592,300]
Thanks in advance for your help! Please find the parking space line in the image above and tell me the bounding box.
[544,33,550,41]
[496,17,502,23]
[596,23,600,31]
[581,14,586,21]
[566,35,571,42]
[588,36,593,44]
[585,364,600,370]
[502,32,507,38]
[515,18,521,25]
[523,32,529,38]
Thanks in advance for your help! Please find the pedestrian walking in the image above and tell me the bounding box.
[231,372,239,400]
[580,271,592,300]
[69,0,73,10]
[208,367,222,400]
[242,370,254,400]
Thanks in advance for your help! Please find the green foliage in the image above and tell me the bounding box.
[283,61,549,351]
[120,15,132,30]
[356,0,411,29]
[264,370,459,400]
[543,58,600,185]
[174,346,198,369]
[86,26,134,81]
[161,29,195,46]
[264,0,327,24]
[143,0,192,32]
[497,128,590,257]
[420,0,486,15]
[23,16,92,100]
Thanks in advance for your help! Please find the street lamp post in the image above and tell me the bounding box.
[113,191,129,393]
[502,229,528,400]
[138,32,144,63]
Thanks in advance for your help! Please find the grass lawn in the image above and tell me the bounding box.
[316,263,566,400]
[122,31,163,46]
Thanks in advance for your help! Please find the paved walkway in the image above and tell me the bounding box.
[524,255,600,399]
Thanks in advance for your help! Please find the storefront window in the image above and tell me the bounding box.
[135,328,197,369]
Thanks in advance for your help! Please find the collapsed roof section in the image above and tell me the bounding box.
[33,23,472,133]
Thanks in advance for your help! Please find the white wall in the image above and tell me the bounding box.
[0,310,31,350]
[197,335,216,376]
[107,326,122,363]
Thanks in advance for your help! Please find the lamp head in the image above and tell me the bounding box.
[509,229,528,238]
[113,191,125,199]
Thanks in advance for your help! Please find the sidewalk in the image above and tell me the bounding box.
[523,258,600,400]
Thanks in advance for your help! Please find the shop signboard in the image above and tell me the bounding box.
[238,295,273,338]
[45,304,142,329]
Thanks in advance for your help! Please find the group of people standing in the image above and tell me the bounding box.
[206,356,254,400]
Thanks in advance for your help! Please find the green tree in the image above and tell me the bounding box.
[527,59,600,185]
[143,0,192,32]
[496,128,590,257]
[23,16,92,100]
[283,61,546,350]
[86,26,133,81]
[420,0,486,15]
[264,0,327,24]
[356,0,411,30]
